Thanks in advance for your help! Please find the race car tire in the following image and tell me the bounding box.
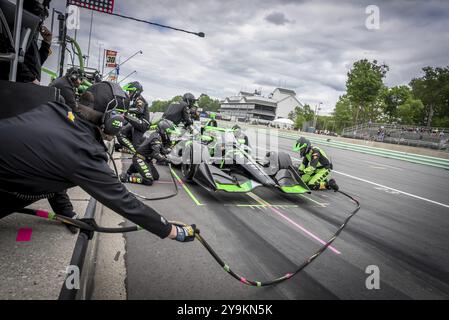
[182,142,207,181]
[182,144,196,181]
[278,152,293,170]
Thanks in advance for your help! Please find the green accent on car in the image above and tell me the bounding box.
[203,126,234,133]
[215,181,253,193]
[280,185,310,194]
[224,265,230,272]
[201,135,214,142]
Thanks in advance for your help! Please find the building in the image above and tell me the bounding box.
[219,91,277,122]
[270,88,304,119]
[219,88,303,123]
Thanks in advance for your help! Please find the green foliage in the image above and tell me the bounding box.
[288,104,315,129]
[410,66,449,126]
[333,95,354,132]
[332,59,448,130]
[396,98,424,125]
[150,95,183,113]
[197,94,221,112]
[150,94,221,113]
[346,59,389,123]
[381,86,412,121]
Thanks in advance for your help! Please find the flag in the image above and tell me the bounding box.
[67,0,115,14]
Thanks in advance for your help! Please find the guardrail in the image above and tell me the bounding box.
[277,131,449,170]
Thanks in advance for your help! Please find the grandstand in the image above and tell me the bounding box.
[342,123,449,151]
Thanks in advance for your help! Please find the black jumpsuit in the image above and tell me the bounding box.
[49,75,78,110]
[117,100,150,152]
[0,102,172,238]
[124,132,171,185]
[163,101,193,126]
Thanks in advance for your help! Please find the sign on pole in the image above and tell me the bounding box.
[67,0,115,14]
[105,50,117,68]
[107,68,117,82]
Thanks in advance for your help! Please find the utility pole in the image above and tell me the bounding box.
[313,102,323,129]
[59,1,69,77]
[86,10,94,67]
[102,50,143,80]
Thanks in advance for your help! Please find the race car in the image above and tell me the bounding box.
[169,126,311,194]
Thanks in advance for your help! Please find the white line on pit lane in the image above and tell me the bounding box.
[333,170,449,209]
[363,160,404,171]
[254,146,449,210]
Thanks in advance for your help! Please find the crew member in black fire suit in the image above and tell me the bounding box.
[116,82,150,152]
[0,81,196,242]
[163,93,196,128]
[120,119,174,185]
[0,0,53,83]
[49,67,84,109]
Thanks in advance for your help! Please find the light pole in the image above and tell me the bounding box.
[102,50,143,80]
[313,102,323,129]
[118,71,137,84]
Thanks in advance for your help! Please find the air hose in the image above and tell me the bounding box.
[19,189,360,287]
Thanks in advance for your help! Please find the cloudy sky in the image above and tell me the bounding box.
[42,0,449,114]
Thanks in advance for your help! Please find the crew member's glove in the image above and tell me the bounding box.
[303,166,315,175]
[40,26,52,45]
[173,224,197,242]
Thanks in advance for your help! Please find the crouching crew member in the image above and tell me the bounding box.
[293,137,339,191]
[120,119,175,186]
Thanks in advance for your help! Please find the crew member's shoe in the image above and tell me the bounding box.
[119,172,129,183]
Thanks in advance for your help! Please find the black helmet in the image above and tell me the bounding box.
[24,0,51,21]
[124,81,143,101]
[66,67,85,83]
[157,119,175,142]
[293,137,311,157]
[183,93,196,106]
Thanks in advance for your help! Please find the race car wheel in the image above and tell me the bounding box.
[278,152,293,169]
[182,143,198,181]
[181,143,203,182]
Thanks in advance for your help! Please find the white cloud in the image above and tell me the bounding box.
[42,0,449,115]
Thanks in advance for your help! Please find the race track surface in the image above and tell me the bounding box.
[121,129,449,300]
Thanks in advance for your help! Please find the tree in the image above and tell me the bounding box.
[288,104,314,130]
[197,94,221,112]
[150,95,183,113]
[396,98,424,125]
[346,59,389,124]
[410,66,449,127]
[333,95,354,132]
[382,85,412,121]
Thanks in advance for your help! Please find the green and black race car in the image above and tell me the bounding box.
[167,123,310,195]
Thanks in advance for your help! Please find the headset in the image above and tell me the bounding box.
[66,67,84,84]
[101,82,129,136]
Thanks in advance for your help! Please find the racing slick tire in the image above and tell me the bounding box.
[182,142,209,182]
[278,152,293,169]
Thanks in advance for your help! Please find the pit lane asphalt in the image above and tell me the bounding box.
[120,130,449,300]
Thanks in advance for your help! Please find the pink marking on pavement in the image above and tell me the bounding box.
[267,205,341,255]
[16,228,33,242]
[36,210,49,219]
[240,277,249,284]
